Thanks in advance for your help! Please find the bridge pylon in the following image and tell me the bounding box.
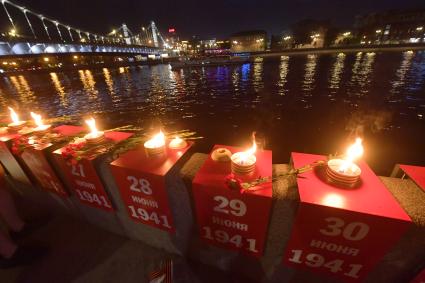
[122,23,132,45]
[150,21,159,48]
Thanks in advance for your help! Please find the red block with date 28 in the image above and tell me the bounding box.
[110,142,192,232]
[283,152,412,282]
[192,145,272,257]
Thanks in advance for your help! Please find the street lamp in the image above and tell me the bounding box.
[9,28,17,37]
[416,26,423,31]
[43,57,49,62]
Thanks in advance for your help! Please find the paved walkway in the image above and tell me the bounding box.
[0,196,252,283]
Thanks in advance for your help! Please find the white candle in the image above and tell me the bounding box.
[84,118,105,143]
[7,107,25,130]
[326,138,364,187]
[169,136,187,149]
[144,130,166,155]
[30,112,51,132]
[230,138,257,175]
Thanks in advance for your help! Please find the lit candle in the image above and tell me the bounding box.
[326,138,363,187]
[144,130,166,156]
[231,135,257,174]
[84,117,105,144]
[30,112,51,132]
[7,107,25,130]
[169,136,187,149]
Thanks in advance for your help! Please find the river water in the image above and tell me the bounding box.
[1,51,424,174]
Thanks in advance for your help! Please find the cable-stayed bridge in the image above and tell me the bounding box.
[0,0,169,57]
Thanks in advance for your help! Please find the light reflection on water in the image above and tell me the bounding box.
[278,55,289,95]
[302,54,317,93]
[329,53,346,93]
[0,51,424,173]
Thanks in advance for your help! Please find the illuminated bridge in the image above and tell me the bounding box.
[0,0,169,57]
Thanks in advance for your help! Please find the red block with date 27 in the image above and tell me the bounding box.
[110,142,192,232]
[192,145,272,257]
[53,131,133,211]
[283,152,412,282]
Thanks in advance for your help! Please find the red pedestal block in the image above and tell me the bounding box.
[0,127,35,186]
[110,142,193,232]
[53,131,133,211]
[192,145,272,257]
[282,152,412,282]
[411,268,425,283]
[19,125,85,197]
[398,165,425,192]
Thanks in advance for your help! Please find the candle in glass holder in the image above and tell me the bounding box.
[30,112,51,133]
[326,138,363,187]
[84,117,105,144]
[7,107,25,131]
[144,130,166,156]
[231,135,257,175]
[169,136,187,149]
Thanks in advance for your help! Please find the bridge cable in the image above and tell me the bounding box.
[2,1,16,30]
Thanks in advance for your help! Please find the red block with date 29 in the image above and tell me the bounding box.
[192,145,272,257]
[110,142,193,232]
[283,152,412,282]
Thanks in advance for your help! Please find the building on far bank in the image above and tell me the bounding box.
[291,19,333,48]
[203,39,231,55]
[355,9,425,44]
[230,30,267,52]
[333,31,355,46]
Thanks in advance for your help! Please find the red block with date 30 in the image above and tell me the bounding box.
[19,125,85,197]
[110,142,193,232]
[53,131,133,211]
[192,145,272,257]
[282,152,412,282]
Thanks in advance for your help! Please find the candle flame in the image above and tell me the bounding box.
[85,117,99,135]
[239,133,257,163]
[30,112,44,127]
[245,132,257,156]
[8,107,19,123]
[339,138,364,173]
[146,130,165,148]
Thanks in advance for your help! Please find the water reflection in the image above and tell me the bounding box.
[9,75,36,104]
[50,72,67,106]
[278,56,289,95]
[302,54,318,93]
[0,52,424,174]
[232,67,240,90]
[406,51,425,92]
[329,53,346,93]
[79,69,98,99]
[347,52,376,97]
[253,57,264,92]
[102,68,116,98]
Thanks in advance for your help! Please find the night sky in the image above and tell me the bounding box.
[5,0,425,38]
